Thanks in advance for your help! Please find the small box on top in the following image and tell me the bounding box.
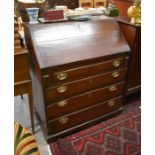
[43,10,64,20]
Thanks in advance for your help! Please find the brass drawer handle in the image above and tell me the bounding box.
[112,71,120,78]
[109,85,117,91]
[57,100,68,107]
[113,60,121,67]
[57,86,67,93]
[108,100,115,107]
[56,72,67,81]
[59,117,68,124]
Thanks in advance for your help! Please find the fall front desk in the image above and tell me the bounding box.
[24,15,130,142]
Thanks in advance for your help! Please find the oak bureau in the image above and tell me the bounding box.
[24,15,130,142]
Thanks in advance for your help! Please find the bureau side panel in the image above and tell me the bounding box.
[24,25,48,134]
[118,22,141,95]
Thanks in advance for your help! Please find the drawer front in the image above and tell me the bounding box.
[14,53,30,82]
[45,68,127,103]
[46,82,125,120]
[43,57,129,87]
[47,97,122,135]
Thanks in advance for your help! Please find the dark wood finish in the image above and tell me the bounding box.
[46,82,125,119]
[114,0,133,18]
[47,97,122,135]
[117,17,141,95]
[43,56,129,86]
[48,0,79,9]
[14,20,35,133]
[45,68,127,102]
[28,17,129,69]
[47,108,122,143]
[24,15,130,142]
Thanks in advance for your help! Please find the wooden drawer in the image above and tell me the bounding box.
[46,82,125,120]
[14,80,31,96]
[14,53,30,83]
[43,57,129,87]
[47,97,122,135]
[45,68,127,103]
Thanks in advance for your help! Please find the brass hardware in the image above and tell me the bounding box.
[112,71,120,78]
[56,72,67,81]
[108,100,115,107]
[113,60,121,67]
[57,100,68,107]
[109,85,117,91]
[59,117,68,124]
[57,86,67,93]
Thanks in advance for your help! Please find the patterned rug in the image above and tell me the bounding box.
[50,101,141,155]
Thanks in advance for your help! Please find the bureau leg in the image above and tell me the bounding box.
[21,94,24,100]
[27,83,35,134]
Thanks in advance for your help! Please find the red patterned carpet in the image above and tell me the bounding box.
[50,101,141,155]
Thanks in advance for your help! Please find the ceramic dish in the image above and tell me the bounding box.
[67,14,91,21]
[86,8,105,16]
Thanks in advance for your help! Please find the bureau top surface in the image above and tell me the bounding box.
[27,15,130,69]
